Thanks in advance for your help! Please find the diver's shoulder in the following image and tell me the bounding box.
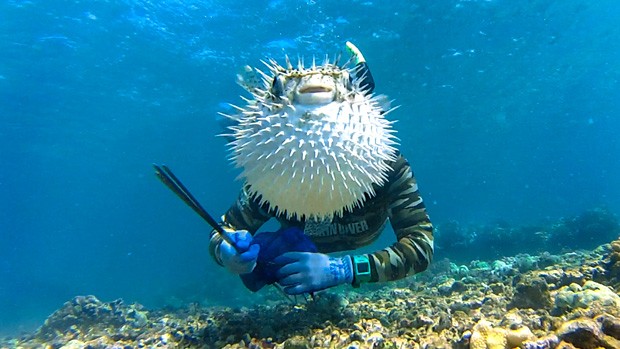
[387,150,409,171]
[383,151,419,188]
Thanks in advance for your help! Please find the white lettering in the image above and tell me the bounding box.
[305,219,369,236]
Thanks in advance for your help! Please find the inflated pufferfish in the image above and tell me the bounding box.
[223,55,398,220]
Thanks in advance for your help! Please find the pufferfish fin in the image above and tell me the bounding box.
[373,94,392,113]
[236,65,265,95]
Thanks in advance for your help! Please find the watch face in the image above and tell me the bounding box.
[357,262,370,274]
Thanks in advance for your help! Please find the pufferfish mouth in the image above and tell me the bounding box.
[298,84,333,94]
[295,84,335,105]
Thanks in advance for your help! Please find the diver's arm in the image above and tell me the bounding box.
[209,186,271,266]
[354,154,434,285]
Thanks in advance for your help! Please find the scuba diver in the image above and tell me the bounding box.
[208,42,434,295]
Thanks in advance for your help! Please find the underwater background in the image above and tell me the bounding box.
[1,0,619,336]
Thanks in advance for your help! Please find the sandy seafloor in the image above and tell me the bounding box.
[2,233,619,349]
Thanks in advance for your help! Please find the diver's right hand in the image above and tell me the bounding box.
[219,230,260,274]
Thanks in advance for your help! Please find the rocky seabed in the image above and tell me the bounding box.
[3,238,620,349]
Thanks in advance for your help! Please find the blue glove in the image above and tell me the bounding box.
[274,252,353,295]
[219,230,260,274]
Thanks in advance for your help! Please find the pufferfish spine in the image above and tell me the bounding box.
[226,56,399,221]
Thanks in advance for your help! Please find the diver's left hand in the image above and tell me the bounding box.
[274,252,353,295]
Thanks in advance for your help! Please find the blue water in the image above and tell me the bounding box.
[1,0,619,335]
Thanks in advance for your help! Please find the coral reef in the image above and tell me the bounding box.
[468,318,535,349]
[605,239,620,284]
[556,316,620,349]
[2,231,620,348]
[508,275,552,310]
[550,208,620,251]
[553,281,620,316]
[436,207,620,262]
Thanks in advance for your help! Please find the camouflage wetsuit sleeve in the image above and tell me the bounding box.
[364,155,434,283]
[208,155,434,282]
[208,187,270,266]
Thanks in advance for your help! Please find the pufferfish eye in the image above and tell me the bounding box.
[271,74,285,99]
[343,70,354,91]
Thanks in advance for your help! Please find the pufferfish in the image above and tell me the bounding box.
[221,55,398,221]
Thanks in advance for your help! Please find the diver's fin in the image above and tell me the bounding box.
[345,41,366,65]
